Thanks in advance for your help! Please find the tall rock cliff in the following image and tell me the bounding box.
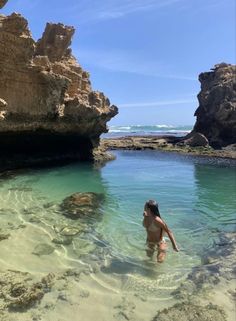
[0,7,118,168]
[193,63,236,148]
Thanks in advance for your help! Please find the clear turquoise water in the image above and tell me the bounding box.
[0,150,235,300]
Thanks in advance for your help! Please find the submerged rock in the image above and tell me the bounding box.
[32,243,55,256]
[0,270,54,311]
[52,236,73,245]
[152,302,226,321]
[59,226,82,236]
[60,192,104,219]
[172,232,236,300]
[0,233,10,241]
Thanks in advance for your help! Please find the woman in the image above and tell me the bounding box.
[143,200,179,263]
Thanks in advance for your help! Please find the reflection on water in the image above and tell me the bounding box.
[0,150,235,319]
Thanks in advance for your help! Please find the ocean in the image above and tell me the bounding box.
[0,150,235,320]
[102,124,193,138]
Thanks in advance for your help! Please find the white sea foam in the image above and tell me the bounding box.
[107,124,192,135]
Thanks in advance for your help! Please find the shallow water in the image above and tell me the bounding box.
[0,150,235,319]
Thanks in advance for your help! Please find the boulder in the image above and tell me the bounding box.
[60,192,104,219]
[193,63,236,148]
[178,131,209,147]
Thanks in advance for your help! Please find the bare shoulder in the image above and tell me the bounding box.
[154,217,168,229]
[154,216,163,225]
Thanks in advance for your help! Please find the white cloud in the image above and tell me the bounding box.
[68,0,185,23]
[67,0,231,23]
[74,48,197,81]
[118,98,197,108]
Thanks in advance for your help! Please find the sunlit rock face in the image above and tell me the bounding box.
[0,10,118,166]
[193,63,236,148]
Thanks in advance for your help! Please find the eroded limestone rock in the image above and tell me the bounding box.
[0,11,118,167]
[193,63,236,148]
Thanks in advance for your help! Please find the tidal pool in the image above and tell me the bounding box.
[0,150,235,321]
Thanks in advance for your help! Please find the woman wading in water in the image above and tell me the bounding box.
[143,200,179,263]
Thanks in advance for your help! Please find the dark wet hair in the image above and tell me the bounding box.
[145,200,161,218]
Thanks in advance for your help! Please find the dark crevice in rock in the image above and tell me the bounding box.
[0,131,93,157]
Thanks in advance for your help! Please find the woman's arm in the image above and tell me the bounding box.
[155,218,179,252]
[142,211,149,228]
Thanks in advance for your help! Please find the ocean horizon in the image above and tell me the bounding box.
[103,124,193,138]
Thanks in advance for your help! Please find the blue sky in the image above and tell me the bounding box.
[2,0,235,126]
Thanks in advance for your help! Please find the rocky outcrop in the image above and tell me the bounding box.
[0,10,118,169]
[177,132,209,147]
[0,0,8,9]
[102,136,236,159]
[193,63,236,148]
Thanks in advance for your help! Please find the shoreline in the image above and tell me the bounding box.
[0,134,235,176]
[101,135,236,160]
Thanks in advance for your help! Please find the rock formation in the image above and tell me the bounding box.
[177,131,209,147]
[192,63,236,148]
[0,7,118,169]
[0,0,8,9]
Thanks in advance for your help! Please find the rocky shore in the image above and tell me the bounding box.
[0,0,235,170]
[101,135,236,159]
[101,63,236,160]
